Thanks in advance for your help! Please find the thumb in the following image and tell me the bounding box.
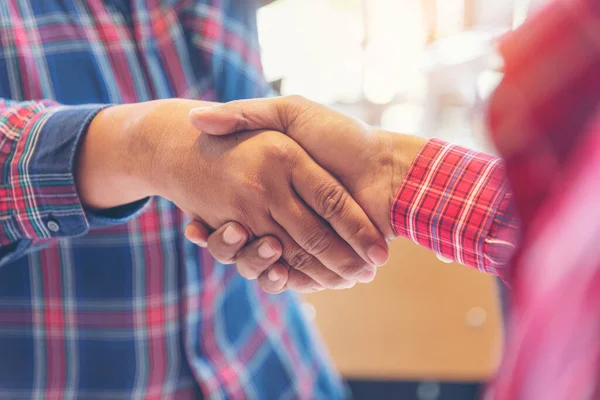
[189,98,290,135]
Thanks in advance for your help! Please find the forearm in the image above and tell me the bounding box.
[0,98,217,266]
[76,103,154,211]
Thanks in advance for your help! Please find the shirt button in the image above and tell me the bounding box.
[46,220,60,233]
[436,253,453,264]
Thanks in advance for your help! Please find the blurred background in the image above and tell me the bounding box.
[255,1,547,399]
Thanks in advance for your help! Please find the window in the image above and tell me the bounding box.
[257,0,542,150]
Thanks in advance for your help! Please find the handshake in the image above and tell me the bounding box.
[79,96,426,294]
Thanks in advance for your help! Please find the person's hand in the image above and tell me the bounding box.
[189,95,426,239]
[77,99,388,293]
[186,96,427,291]
[184,220,292,292]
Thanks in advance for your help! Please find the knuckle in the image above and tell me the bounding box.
[246,184,269,205]
[286,250,314,273]
[345,222,368,245]
[281,95,310,127]
[211,251,235,265]
[316,183,349,221]
[231,199,264,230]
[336,262,363,280]
[286,275,316,293]
[234,113,248,132]
[236,262,260,280]
[264,141,296,164]
[301,228,334,257]
[322,274,348,289]
[207,241,234,264]
[283,94,307,105]
[227,101,250,131]
[246,255,273,274]
[233,201,255,221]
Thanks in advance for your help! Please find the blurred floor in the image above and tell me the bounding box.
[347,379,483,400]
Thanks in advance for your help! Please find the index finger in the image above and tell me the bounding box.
[291,154,389,267]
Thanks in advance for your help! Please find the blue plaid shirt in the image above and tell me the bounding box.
[0,1,345,399]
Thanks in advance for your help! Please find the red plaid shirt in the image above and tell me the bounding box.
[393,0,600,398]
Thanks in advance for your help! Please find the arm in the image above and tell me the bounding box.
[0,99,195,265]
[0,99,219,265]
[0,99,140,265]
[187,97,520,291]
[0,98,386,293]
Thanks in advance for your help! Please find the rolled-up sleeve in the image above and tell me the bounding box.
[391,138,519,278]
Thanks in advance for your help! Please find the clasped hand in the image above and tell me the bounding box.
[81,98,416,294]
[135,99,391,293]
[182,96,425,293]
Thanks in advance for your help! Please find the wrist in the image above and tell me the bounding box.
[128,99,208,201]
[76,103,155,210]
[352,129,426,241]
[383,131,427,236]
[76,98,219,211]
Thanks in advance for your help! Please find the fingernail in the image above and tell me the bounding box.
[258,242,277,259]
[186,233,207,247]
[185,228,207,247]
[193,239,208,248]
[223,226,243,245]
[189,106,217,116]
[342,281,356,289]
[267,268,280,282]
[436,253,453,264]
[357,269,376,283]
[367,245,389,266]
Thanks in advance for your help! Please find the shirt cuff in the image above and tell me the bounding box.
[4,104,149,244]
[85,198,150,228]
[391,138,517,275]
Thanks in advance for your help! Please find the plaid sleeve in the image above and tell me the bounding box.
[391,138,519,277]
[0,100,148,265]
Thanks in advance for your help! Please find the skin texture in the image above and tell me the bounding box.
[75,99,388,293]
[186,95,427,293]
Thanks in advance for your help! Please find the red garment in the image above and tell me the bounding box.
[392,0,600,397]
